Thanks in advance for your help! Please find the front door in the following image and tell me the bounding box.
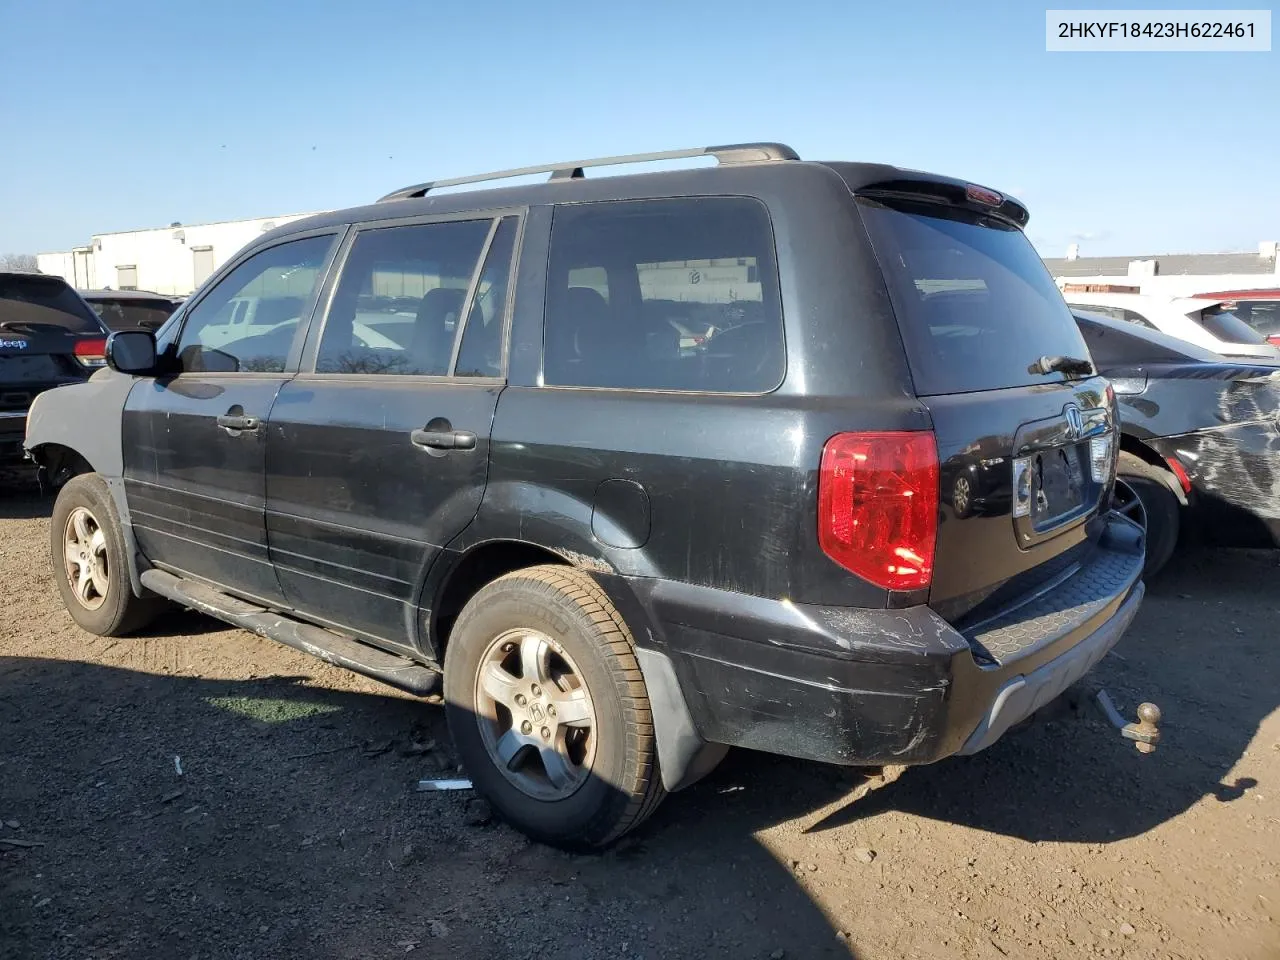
[265,214,519,652]
[122,233,339,606]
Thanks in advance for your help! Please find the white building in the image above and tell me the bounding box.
[1043,240,1279,297]
[38,211,327,297]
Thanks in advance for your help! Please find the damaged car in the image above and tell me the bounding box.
[1075,308,1280,576]
[26,143,1152,849]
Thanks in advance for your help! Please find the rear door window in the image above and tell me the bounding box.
[544,197,785,393]
[315,219,493,376]
[859,199,1091,396]
[1201,302,1277,343]
[0,275,102,334]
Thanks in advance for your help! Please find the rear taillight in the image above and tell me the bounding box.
[73,338,107,368]
[818,431,939,592]
[1267,335,1280,346]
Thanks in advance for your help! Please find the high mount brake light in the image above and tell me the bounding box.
[818,431,939,592]
[965,184,1003,207]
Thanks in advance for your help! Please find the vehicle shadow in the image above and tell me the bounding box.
[0,656,861,960]
[801,545,1278,843]
[3,547,1271,958]
[0,480,50,520]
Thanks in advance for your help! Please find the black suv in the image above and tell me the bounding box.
[26,143,1146,848]
[80,289,181,333]
[1,273,109,468]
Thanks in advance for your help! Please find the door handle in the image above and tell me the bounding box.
[411,428,477,451]
[217,414,260,432]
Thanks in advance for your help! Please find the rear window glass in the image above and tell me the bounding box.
[858,199,1091,396]
[89,298,177,332]
[544,197,785,393]
[0,275,102,334]
[1202,302,1278,342]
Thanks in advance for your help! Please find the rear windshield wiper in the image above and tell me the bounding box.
[1027,354,1094,378]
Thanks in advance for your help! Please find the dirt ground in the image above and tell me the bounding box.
[1,486,1278,960]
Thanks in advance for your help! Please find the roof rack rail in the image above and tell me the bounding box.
[377,142,799,203]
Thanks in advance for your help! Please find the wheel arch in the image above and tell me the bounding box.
[1119,431,1188,506]
[27,442,96,488]
[424,535,724,793]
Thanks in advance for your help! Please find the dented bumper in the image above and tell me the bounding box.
[632,515,1145,767]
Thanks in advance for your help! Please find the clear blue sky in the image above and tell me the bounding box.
[1,0,1275,258]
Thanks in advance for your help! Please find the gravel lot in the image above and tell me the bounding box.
[1,484,1278,960]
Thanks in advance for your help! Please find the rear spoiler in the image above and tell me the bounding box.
[854,176,1030,229]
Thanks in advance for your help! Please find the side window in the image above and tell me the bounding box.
[175,236,333,373]
[543,197,785,393]
[316,219,491,375]
[455,217,518,378]
[1121,309,1158,329]
[1076,304,1122,322]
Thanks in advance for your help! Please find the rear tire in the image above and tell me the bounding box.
[50,474,167,636]
[1115,452,1180,578]
[443,565,665,850]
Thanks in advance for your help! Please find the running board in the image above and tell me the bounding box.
[139,569,442,697]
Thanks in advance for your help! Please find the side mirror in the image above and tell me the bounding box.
[106,330,158,375]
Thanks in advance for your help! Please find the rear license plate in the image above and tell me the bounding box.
[1032,443,1086,525]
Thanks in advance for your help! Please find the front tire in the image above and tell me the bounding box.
[50,474,166,636]
[443,565,665,850]
[1114,452,1181,577]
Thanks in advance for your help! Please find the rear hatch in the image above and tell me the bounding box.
[854,188,1118,630]
[0,275,108,445]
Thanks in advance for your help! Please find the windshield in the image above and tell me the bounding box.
[89,297,178,332]
[0,275,103,334]
[858,199,1091,396]
[1203,300,1280,340]
[1197,304,1269,344]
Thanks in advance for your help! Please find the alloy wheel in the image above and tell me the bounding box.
[473,628,597,801]
[63,506,109,611]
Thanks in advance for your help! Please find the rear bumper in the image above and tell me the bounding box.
[631,513,1145,767]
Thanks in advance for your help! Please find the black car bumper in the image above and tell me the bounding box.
[630,513,1145,767]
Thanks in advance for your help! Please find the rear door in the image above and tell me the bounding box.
[856,195,1117,625]
[263,213,519,653]
[122,233,340,605]
[0,275,107,460]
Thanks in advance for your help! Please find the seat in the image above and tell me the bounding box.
[408,287,466,375]
[546,287,611,382]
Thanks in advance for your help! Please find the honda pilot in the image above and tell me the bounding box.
[25,143,1146,848]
